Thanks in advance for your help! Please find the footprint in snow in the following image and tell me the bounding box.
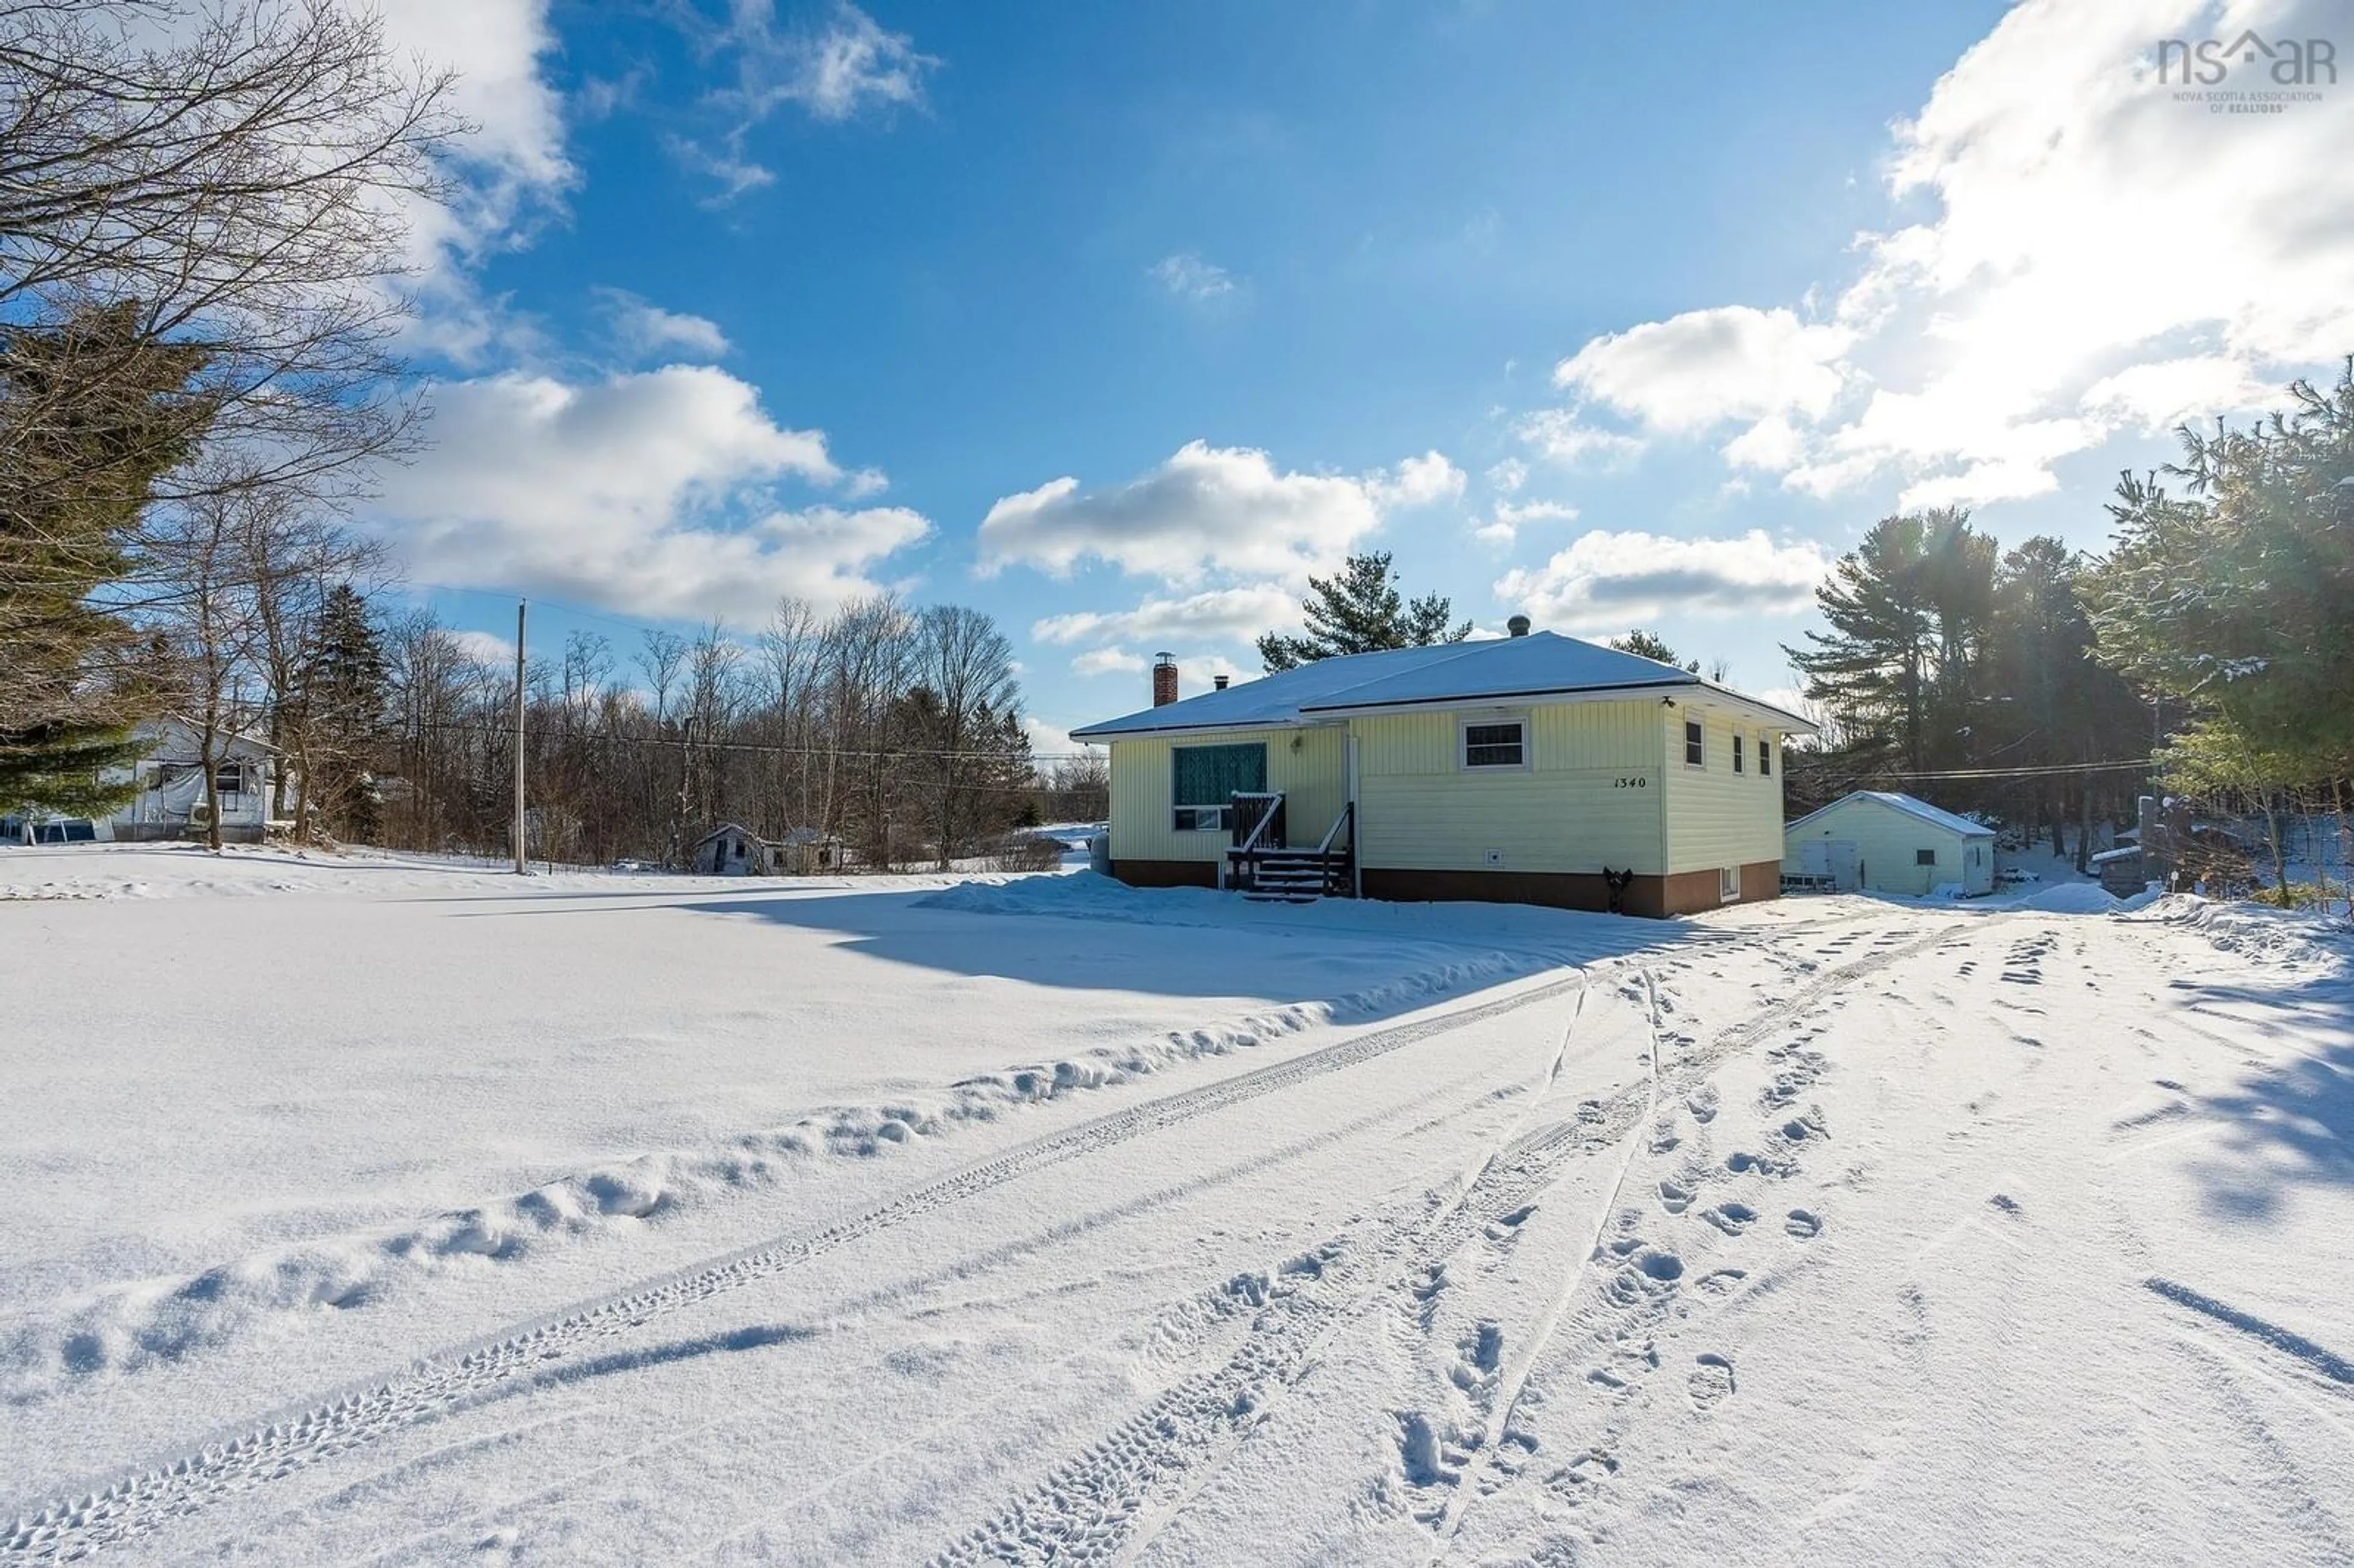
[1702,1202,1758,1236]
[1785,1209,1822,1240]
[1689,1353,1737,1407]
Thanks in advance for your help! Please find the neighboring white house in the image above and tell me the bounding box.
[1071,623,1815,918]
[1782,790,1995,897]
[5,719,286,845]
[688,823,844,876]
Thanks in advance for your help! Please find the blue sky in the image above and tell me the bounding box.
[367,0,2353,753]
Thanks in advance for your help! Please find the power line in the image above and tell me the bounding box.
[1785,756,2155,782]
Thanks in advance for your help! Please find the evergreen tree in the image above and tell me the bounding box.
[1256,552,1471,672]
[2091,363,2354,769]
[0,305,213,815]
[1607,630,1699,671]
[292,584,390,840]
[1785,509,1990,774]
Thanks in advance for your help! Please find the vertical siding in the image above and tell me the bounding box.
[1661,711,1786,878]
[1351,701,1667,874]
[1107,726,1348,864]
[1780,797,1990,896]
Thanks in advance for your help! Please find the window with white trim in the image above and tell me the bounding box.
[1683,719,1705,767]
[1460,718,1526,769]
[1733,734,1745,774]
[1170,742,1266,831]
[1759,739,1772,778]
[1719,866,1740,902]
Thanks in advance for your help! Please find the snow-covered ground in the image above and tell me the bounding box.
[4,846,2350,1565]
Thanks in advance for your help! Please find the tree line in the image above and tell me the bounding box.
[373,594,1061,870]
[0,3,1082,868]
[1783,363,2353,899]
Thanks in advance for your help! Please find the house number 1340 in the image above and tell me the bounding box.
[1613,776,1649,788]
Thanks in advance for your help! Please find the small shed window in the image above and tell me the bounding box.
[1759,740,1772,778]
[1732,735,1745,774]
[1916,848,1937,866]
[1171,742,1267,831]
[1461,720,1526,769]
[1683,719,1705,767]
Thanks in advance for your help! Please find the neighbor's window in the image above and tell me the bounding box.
[1733,735,1745,774]
[1683,719,1705,767]
[1461,720,1526,769]
[1759,740,1772,778]
[1916,848,1937,866]
[214,763,245,796]
[1171,742,1267,831]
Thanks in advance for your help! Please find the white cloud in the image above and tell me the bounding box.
[374,0,576,362]
[671,2,938,200]
[1512,408,1645,468]
[1032,584,1298,648]
[977,440,1458,586]
[368,367,927,622]
[1071,646,1147,677]
[1368,451,1467,509]
[2078,354,2273,434]
[1552,306,1856,433]
[449,629,519,668]
[1470,497,1580,549]
[1150,253,1239,302]
[1526,0,2354,509]
[1495,530,1830,633]
[595,288,731,360]
[1486,457,1529,494]
[1021,715,1086,758]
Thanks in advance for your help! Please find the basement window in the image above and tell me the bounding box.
[1684,719,1705,767]
[1171,742,1267,831]
[1719,866,1740,903]
[1460,719,1527,769]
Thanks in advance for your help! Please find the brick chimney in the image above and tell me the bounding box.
[1152,651,1178,707]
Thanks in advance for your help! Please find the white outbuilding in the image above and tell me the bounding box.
[1782,790,1996,897]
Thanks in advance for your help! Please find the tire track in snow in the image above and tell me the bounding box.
[1,971,1588,1564]
[919,923,1975,1568]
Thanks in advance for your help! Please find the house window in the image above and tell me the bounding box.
[215,763,246,797]
[1683,719,1705,767]
[1759,740,1772,778]
[1171,742,1267,831]
[1460,719,1526,769]
[1916,848,1937,866]
[1733,735,1745,774]
[1719,866,1740,903]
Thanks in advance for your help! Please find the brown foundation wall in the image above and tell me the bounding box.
[1359,861,1783,919]
[1110,858,1219,889]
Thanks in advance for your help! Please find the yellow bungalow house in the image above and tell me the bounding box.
[1071,620,1815,918]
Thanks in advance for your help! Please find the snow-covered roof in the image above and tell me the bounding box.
[1073,632,1816,739]
[1784,790,1995,839]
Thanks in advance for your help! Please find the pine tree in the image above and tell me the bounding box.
[2091,362,2354,769]
[1785,509,1991,775]
[1256,552,1471,672]
[291,584,390,840]
[0,305,213,815]
[1607,630,1699,671]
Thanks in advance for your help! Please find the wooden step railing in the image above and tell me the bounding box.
[1227,799,1354,899]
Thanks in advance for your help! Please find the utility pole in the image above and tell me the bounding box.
[513,599,528,875]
